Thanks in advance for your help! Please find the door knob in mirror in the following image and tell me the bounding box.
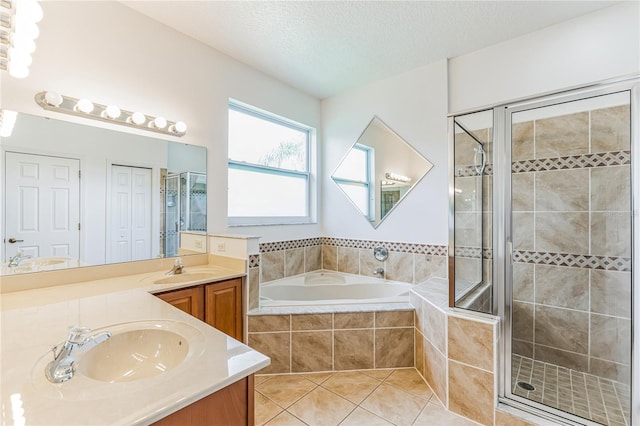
[8,238,24,244]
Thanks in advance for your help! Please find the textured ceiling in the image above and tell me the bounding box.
[123,1,621,99]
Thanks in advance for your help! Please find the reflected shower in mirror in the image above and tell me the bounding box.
[1,111,207,276]
[331,116,433,228]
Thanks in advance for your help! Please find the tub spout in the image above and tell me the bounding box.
[373,267,384,278]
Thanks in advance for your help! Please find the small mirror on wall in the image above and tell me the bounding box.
[331,116,433,228]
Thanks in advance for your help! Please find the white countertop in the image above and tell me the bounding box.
[0,267,270,425]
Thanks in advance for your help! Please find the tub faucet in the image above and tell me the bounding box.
[45,325,111,383]
[8,250,31,267]
[373,267,384,278]
[166,257,184,275]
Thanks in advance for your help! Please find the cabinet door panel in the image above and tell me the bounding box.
[156,286,205,321]
[205,278,242,340]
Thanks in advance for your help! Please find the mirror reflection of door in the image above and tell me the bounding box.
[107,165,152,263]
[4,152,80,261]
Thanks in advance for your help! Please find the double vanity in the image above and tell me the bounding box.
[0,259,269,425]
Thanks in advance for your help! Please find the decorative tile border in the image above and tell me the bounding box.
[249,254,260,268]
[513,250,631,271]
[512,150,630,174]
[454,247,493,260]
[454,163,493,177]
[259,237,322,253]
[322,237,448,256]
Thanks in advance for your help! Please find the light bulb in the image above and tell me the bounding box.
[44,91,63,107]
[8,48,32,67]
[11,36,36,54]
[8,63,29,78]
[15,0,44,23]
[102,105,121,119]
[13,19,39,40]
[128,112,146,125]
[151,116,167,129]
[170,121,187,133]
[75,99,94,114]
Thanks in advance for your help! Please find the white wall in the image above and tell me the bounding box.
[448,2,640,112]
[321,60,449,245]
[0,1,322,243]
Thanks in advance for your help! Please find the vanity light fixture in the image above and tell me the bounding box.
[1,0,43,79]
[384,172,411,183]
[34,91,187,137]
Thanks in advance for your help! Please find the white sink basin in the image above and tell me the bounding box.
[152,272,218,285]
[77,329,189,383]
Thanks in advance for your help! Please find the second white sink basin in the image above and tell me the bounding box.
[77,328,189,383]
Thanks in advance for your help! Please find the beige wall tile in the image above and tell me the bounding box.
[454,177,481,212]
[423,337,447,405]
[291,331,333,372]
[535,169,589,211]
[535,265,589,310]
[304,245,322,272]
[512,302,533,342]
[591,104,631,153]
[359,248,384,278]
[261,251,285,282]
[534,344,588,371]
[375,310,414,328]
[513,263,534,302]
[591,212,631,257]
[589,357,630,384]
[535,111,589,158]
[454,212,482,247]
[386,251,414,283]
[338,246,359,274]
[415,255,447,282]
[322,245,337,271]
[512,212,534,250]
[591,270,631,318]
[284,247,304,277]
[448,316,494,372]
[535,305,588,353]
[590,314,630,365]
[591,165,630,211]
[512,339,533,358]
[291,313,332,330]
[448,360,494,426]
[422,300,447,354]
[454,257,481,286]
[249,315,290,332]
[375,328,414,368]
[512,121,534,161]
[248,267,260,310]
[512,173,534,212]
[248,332,290,374]
[334,329,374,370]
[334,312,373,329]
[535,212,589,253]
[415,329,425,378]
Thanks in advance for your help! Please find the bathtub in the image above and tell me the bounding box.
[260,270,413,307]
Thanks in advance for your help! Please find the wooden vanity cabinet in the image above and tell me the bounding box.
[156,286,205,321]
[155,278,243,341]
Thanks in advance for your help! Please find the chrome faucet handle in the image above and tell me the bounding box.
[67,325,91,344]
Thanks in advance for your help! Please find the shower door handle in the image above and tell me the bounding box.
[507,241,513,264]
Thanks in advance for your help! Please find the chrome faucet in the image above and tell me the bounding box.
[45,325,111,383]
[166,257,185,275]
[373,267,384,278]
[8,250,31,267]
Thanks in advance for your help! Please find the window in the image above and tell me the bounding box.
[228,101,313,225]
[331,144,374,220]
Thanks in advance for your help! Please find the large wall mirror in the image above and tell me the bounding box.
[331,116,433,228]
[1,111,207,276]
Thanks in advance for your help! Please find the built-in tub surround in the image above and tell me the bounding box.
[247,309,414,375]
[249,236,448,310]
[511,103,632,385]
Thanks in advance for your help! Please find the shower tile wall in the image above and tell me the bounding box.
[511,104,631,384]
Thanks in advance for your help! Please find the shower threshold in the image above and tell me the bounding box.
[511,354,630,426]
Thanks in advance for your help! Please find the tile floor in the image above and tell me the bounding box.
[512,354,630,426]
[255,368,476,426]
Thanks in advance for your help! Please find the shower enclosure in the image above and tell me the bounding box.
[449,77,638,426]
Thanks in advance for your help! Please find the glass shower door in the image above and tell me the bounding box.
[507,90,632,426]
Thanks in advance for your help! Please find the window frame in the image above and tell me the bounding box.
[227,101,314,226]
[331,143,375,221]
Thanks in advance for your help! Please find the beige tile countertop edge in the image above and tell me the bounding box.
[0,264,269,425]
